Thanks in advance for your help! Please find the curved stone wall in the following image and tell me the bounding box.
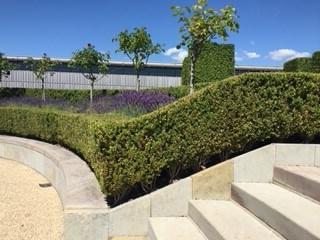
[0,135,108,240]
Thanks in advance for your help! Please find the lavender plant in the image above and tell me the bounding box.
[113,91,175,114]
[0,91,176,116]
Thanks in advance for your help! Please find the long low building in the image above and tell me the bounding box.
[0,56,282,90]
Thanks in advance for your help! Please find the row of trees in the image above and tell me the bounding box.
[1,27,163,106]
[1,0,239,105]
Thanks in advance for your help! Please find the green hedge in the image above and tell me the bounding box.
[0,88,25,98]
[24,89,119,103]
[283,58,312,72]
[312,51,320,73]
[148,83,210,99]
[1,84,209,102]
[1,73,320,203]
[181,42,234,85]
[284,51,320,73]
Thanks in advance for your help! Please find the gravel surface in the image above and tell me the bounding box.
[0,159,63,240]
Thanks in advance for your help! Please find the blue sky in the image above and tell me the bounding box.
[0,0,319,67]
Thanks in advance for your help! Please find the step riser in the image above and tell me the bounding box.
[188,203,224,240]
[232,184,319,240]
[274,167,320,203]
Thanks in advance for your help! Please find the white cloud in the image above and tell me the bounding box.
[164,47,188,63]
[244,51,261,59]
[269,49,310,61]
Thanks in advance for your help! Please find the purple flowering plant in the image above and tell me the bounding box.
[0,91,175,116]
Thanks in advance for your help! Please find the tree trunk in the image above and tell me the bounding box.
[189,52,195,95]
[41,80,46,102]
[90,81,94,108]
[136,73,141,92]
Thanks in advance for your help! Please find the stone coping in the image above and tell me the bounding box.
[0,135,108,210]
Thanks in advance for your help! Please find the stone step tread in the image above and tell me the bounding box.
[275,166,320,182]
[233,183,320,237]
[190,200,283,240]
[149,217,206,240]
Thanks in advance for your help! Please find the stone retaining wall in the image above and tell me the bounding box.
[0,135,108,240]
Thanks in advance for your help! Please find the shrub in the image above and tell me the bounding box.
[1,73,320,204]
[312,51,320,73]
[6,87,186,102]
[0,96,73,109]
[150,83,210,99]
[181,42,234,85]
[1,91,176,116]
[284,50,320,73]
[284,58,313,72]
[25,89,119,103]
[1,85,203,103]
[0,88,25,98]
[113,91,175,114]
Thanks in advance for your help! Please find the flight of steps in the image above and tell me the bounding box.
[147,165,320,240]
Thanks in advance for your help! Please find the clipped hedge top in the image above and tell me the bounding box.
[1,72,320,204]
[284,50,320,73]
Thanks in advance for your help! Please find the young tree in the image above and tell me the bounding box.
[172,0,239,94]
[0,53,13,81]
[69,43,109,107]
[113,27,163,92]
[26,53,57,102]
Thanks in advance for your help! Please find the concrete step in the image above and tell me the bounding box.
[189,200,283,240]
[274,166,320,202]
[148,217,207,240]
[232,183,320,240]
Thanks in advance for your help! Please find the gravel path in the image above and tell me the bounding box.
[0,159,63,240]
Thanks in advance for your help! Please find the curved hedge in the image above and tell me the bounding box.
[1,72,320,202]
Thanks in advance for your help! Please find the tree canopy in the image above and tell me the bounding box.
[171,0,239,94]
[27,53,57,82]
[69,43,110,106]
[113,27,163,91]
[26,53,57,101]
[69,43,109,82]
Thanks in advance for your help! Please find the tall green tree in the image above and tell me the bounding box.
[69,43,110,107]
[113,27,163,92]
[172,0,239,94]
[0,53,13,81]
[26,53,57,102]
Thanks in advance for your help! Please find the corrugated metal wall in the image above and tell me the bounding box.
[0,70,181,90]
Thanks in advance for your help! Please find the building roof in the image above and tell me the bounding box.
[4,56,283,70]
